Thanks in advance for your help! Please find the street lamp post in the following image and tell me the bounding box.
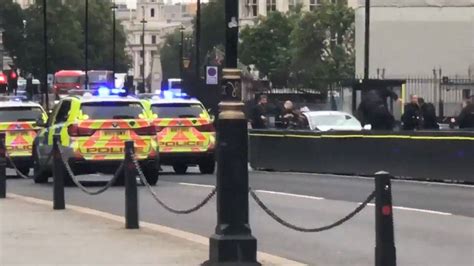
[85,0,89,90]
[179,25,184,82]
[203,0,260,264]
[364,0,370,80]
[140,6,147,93]
[195,0,201,83]
[42,0,49,110]
[111,2,118,86]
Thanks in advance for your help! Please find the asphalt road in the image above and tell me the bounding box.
[5,168,474,265]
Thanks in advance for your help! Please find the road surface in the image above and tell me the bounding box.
[5,168,474,265]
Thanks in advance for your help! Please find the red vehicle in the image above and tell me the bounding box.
[53,70,85,98]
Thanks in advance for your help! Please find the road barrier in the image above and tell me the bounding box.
[249,129,474,182]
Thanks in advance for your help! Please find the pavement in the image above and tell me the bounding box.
[0,193,300,266]
[3,167,474,265]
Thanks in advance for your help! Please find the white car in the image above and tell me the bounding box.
[302,111,368,131]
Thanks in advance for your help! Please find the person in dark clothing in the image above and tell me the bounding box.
[418,97,439,130]
[401,95,421,130]
[457,97,474,129]
[251,95,268,129]
[357,88,399,130]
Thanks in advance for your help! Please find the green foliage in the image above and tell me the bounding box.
[239,0,355,90]
[0,0,130,78]
[160,29,181,80]
[239,12,293,88]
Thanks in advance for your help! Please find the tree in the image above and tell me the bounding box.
[291,0,355,89]
[0,0,27,69]
[239,12,294,88]
[159,29,190,81]
[0,0,130,78]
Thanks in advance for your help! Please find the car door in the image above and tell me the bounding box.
[37,100,72,160]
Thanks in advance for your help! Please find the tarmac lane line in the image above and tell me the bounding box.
[6,193,306,266]
[178,182,453,216]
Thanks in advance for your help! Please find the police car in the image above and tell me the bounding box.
[141,91,216,174]
[0,96,48,176]
[33,88,159,185]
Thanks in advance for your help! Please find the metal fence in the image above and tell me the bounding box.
[258,77,473,118]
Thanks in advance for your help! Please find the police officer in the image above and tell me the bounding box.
[358,88,399,130]
[401,94,421,130]
[418,97,439,130]
[457,96,474,129]
[250,94,268,129]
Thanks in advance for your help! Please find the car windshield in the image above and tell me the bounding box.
[55,76,81,83]
[309,114,361,127]
[80,102,144,119]
[0,107,43,122]
[151,103,204,118]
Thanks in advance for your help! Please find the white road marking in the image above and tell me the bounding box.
[253,170,474,188]
[254,189,324,200]
[179,182,452,216]
[179,182,215,188]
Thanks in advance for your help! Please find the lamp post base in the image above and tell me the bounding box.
[202,234,261,266]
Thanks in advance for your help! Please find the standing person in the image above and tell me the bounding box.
[457,96,474,129]
[401,94,421,130]
[358,88,399,130]
[280,100,300,129]
[250,94,268,129]
[418,97,439,130]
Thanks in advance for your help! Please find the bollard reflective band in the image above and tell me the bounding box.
[382,205,392,216]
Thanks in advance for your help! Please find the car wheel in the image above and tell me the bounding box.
[173,164,188,175]
[143,163,159,186]
[199,159,215,174]
[33,148,49,184]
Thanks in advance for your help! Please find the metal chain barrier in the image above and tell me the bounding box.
[57,141,123,195]
[5,150,53,179]
[132,152,216,214]
[250,188,376,232]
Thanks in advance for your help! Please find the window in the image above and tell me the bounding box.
[151,103,205,119]
[151,35,156,44]
[246,0,258,17]
[309,0,321,11]
[266,0,276,12]
[54,100,71,124]
[289,0,303,10]
[0,107,43,122]
[150,8,155,17]
[80,102,144,120]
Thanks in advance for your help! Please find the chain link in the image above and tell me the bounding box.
[250,188,375,232]
[57,141,123,195]
[5,150,53,179]
[132,152,216,214]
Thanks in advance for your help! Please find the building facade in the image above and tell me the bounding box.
[239,0,357,25]
[120,0,194,91]
[355,0,474,79]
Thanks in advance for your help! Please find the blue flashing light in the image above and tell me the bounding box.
[111,88,126,94]
[97,86,110,97]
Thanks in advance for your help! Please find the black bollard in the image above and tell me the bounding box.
[52,134,65,210]
[124,141,139,229]
[374,171,397,266]
[203,69,260,266]
[0,133,6,198]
